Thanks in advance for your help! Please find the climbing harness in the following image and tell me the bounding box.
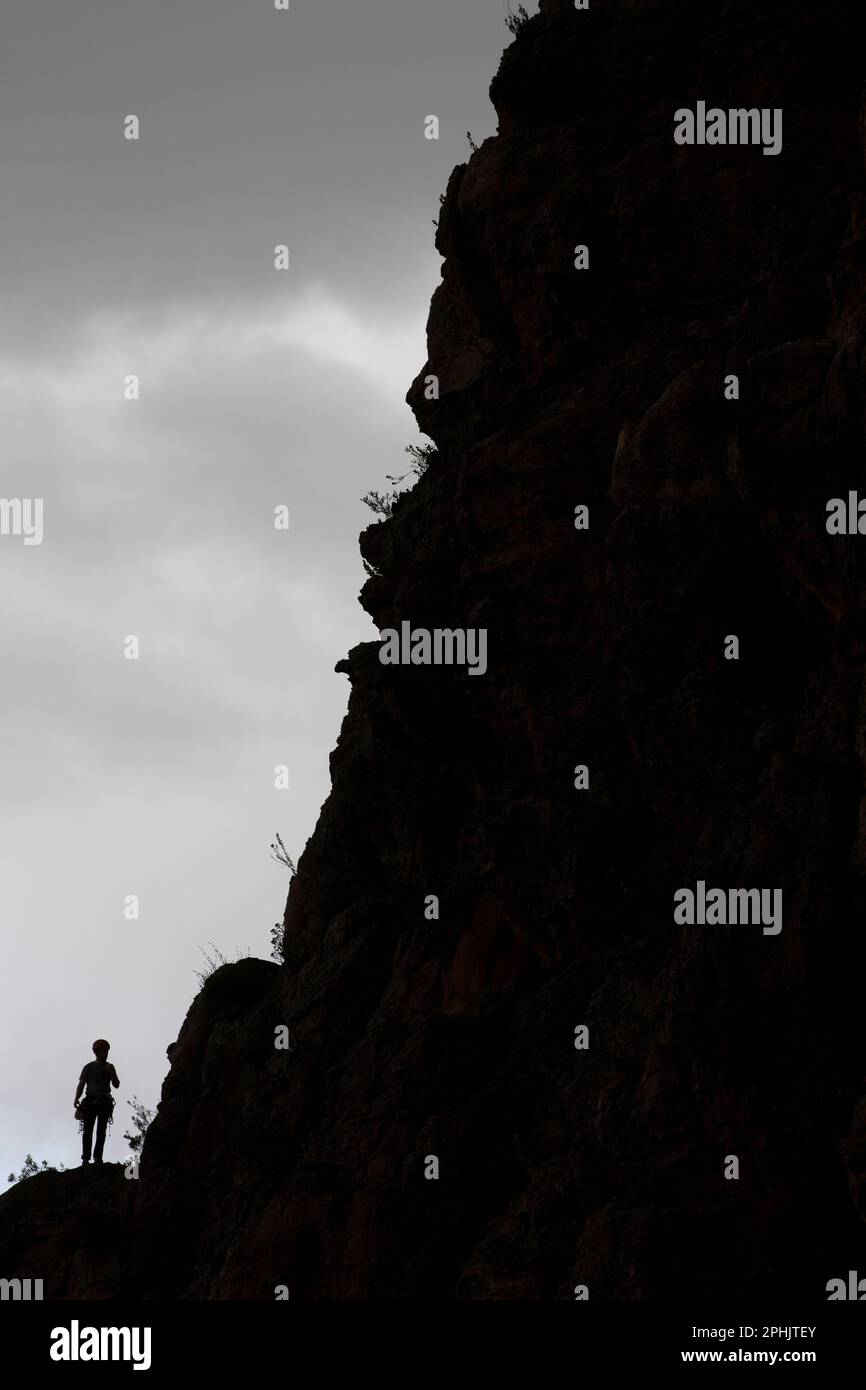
[77,1093,115,1135]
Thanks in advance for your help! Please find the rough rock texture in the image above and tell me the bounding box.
[4,0,866,1298]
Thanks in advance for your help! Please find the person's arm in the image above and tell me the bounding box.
[110,1064,120,1088]
[74,1070,85,1110]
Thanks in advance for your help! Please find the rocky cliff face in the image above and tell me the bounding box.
[5,0,866,1299]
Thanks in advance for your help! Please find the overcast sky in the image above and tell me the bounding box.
[0,0,512,1182]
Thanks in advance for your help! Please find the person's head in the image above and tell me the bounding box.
[92,1039,110,1062]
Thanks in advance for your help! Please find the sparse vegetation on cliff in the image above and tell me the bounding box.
[504,4,531,37]
[123,1097,154,1154]
[269,833,296,961]
[194,942,250,987]
[7,1155,65,1184]
[362,443,436,518]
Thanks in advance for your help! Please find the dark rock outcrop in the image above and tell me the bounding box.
[4,0,866,1298]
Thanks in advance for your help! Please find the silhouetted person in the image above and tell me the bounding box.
[74,1039,119,1166]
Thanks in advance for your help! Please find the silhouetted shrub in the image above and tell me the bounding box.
[505,4,531,37]
[123,1096,154,1154]
[7,1154,65,1184]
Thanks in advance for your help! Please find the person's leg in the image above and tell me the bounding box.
[81,1105,96,1163]
[93,1100,110,1163]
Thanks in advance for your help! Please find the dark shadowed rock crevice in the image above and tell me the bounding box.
[4,0,866,1298]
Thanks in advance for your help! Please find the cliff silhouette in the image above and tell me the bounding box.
[4,0,866,1298]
